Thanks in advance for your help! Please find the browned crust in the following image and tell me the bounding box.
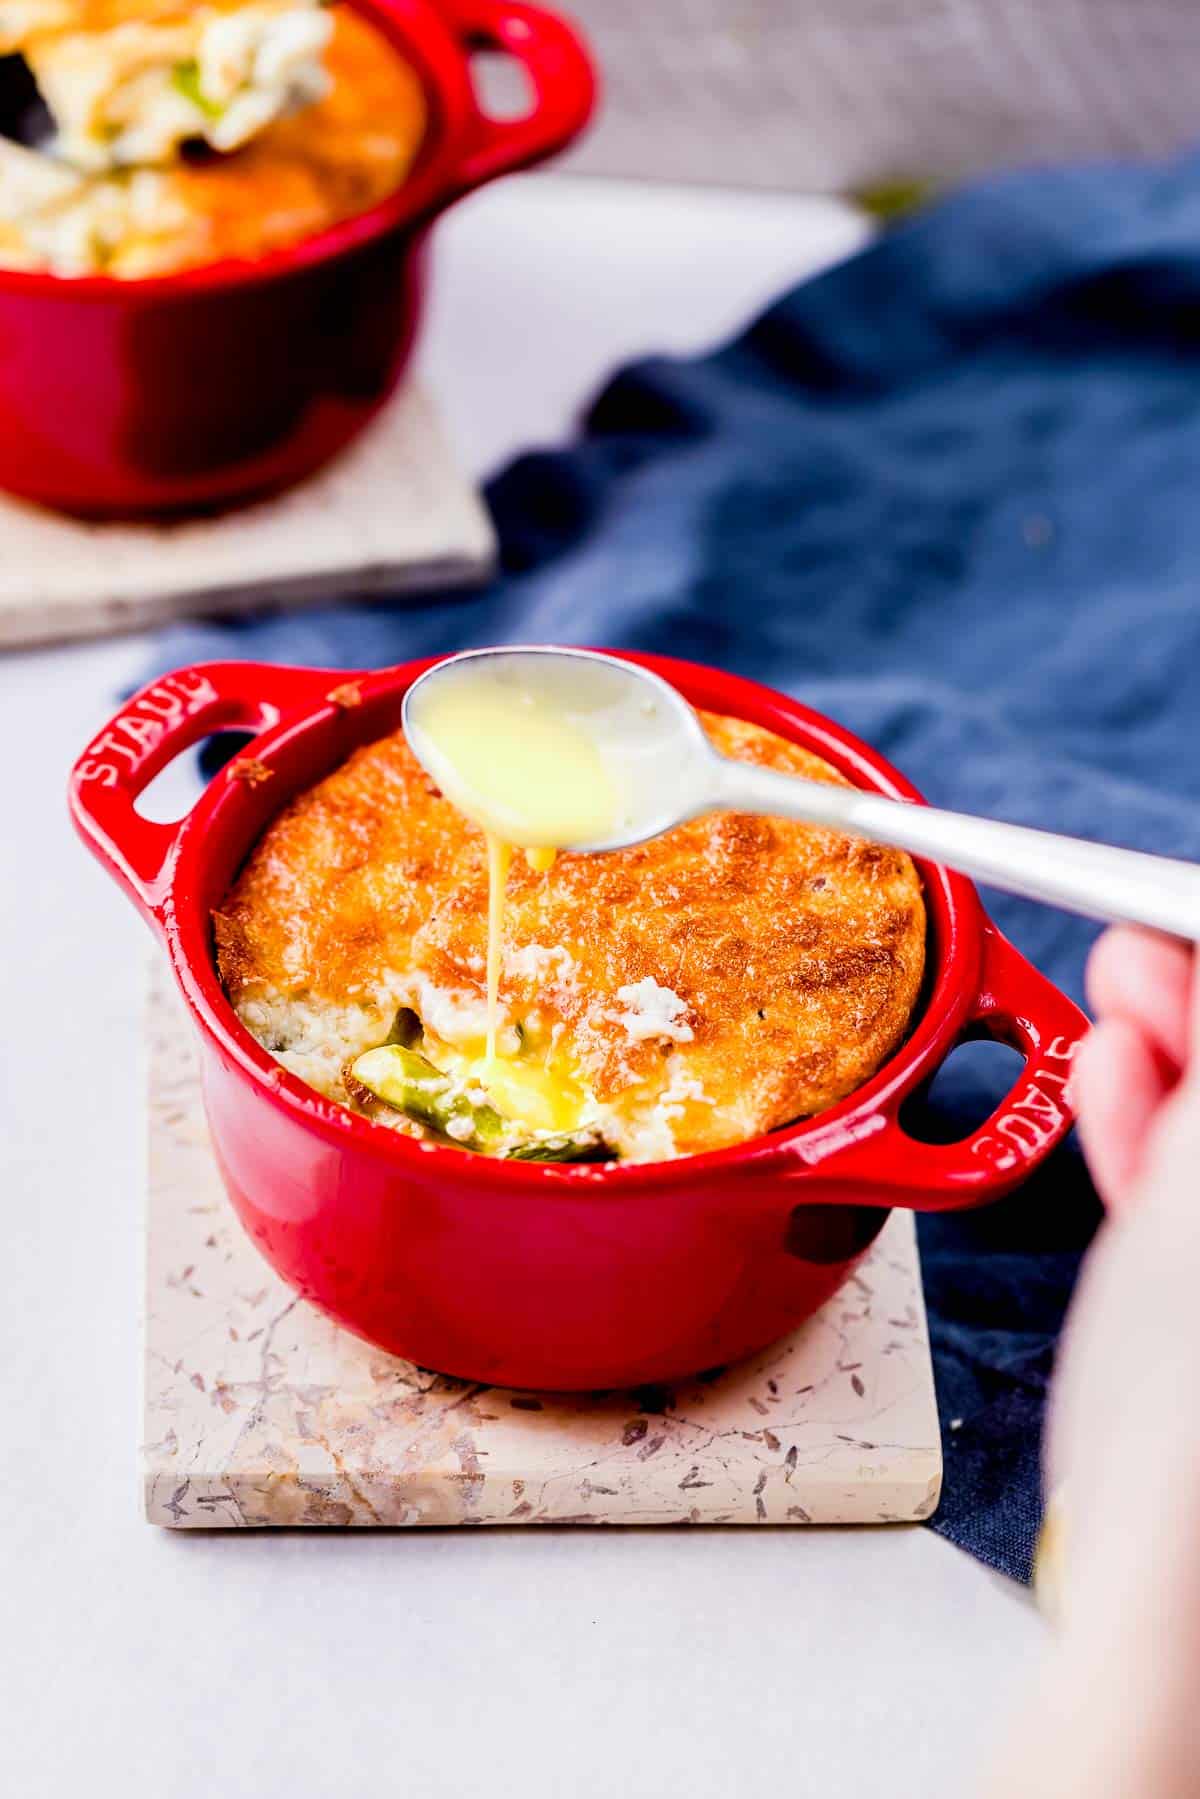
[340,1061,375,1110]
[227,757,275,788]
[215,710,926,1156]
[326,682,364,710]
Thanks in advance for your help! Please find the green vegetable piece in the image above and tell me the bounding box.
[850,176,936,225]
[351,1045,505,1148]
[172,60,226,120]
[505,1132,616,1164]
[386,1006,422,1048]
[852,176,935,223]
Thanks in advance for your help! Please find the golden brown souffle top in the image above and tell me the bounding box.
[215,709,927,1158]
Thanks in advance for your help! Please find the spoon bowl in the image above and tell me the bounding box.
[403,644,716,851]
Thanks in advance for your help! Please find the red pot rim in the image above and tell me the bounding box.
[76,650,1035,1195]
[0,0,597,302]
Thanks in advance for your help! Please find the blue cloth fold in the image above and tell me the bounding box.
[142,148,1200,1579]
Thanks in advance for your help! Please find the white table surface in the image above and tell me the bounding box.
[0,175,1046,1799]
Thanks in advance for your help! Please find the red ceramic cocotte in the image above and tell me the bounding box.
[0,0,596,516]
[70,654,1088,1389]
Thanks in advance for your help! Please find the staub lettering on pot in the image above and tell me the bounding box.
[971,1035,1081,1174]
[77,671,218,788]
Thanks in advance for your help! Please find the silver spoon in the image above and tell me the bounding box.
[404,646,1200,942]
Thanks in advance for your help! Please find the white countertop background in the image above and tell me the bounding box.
[0,176,1047,1799]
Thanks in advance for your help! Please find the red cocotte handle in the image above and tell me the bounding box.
[796,927,1089,1212]
[69,661,343,925]
[439,0,597,198]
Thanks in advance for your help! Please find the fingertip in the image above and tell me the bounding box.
[1085,926,1153,1015]
[1073,1016,1176,1215]
[1084,926,1193,1071]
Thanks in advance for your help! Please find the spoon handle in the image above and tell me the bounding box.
[714,761,1200,942]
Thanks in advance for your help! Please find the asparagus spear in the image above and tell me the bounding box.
[505,1133,615,1164]
[351,1045,505,1148]
[350,1044,615,1162]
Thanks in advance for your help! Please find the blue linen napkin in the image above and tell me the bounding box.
[139,148,1200,1579]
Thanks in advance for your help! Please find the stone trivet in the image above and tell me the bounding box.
[144,961,942,1528]
[0,383,494,650]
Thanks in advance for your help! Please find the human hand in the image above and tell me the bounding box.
[986,928,1200,1796]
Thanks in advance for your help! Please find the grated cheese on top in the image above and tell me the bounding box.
[602,977,695,1045]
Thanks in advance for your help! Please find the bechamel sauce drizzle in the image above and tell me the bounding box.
[409,667,621,1103]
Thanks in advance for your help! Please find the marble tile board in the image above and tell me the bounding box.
[144,961,942,1529]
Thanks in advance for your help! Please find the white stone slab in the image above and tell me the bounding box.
[145,961,942,1529]
[0,383,494,649]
